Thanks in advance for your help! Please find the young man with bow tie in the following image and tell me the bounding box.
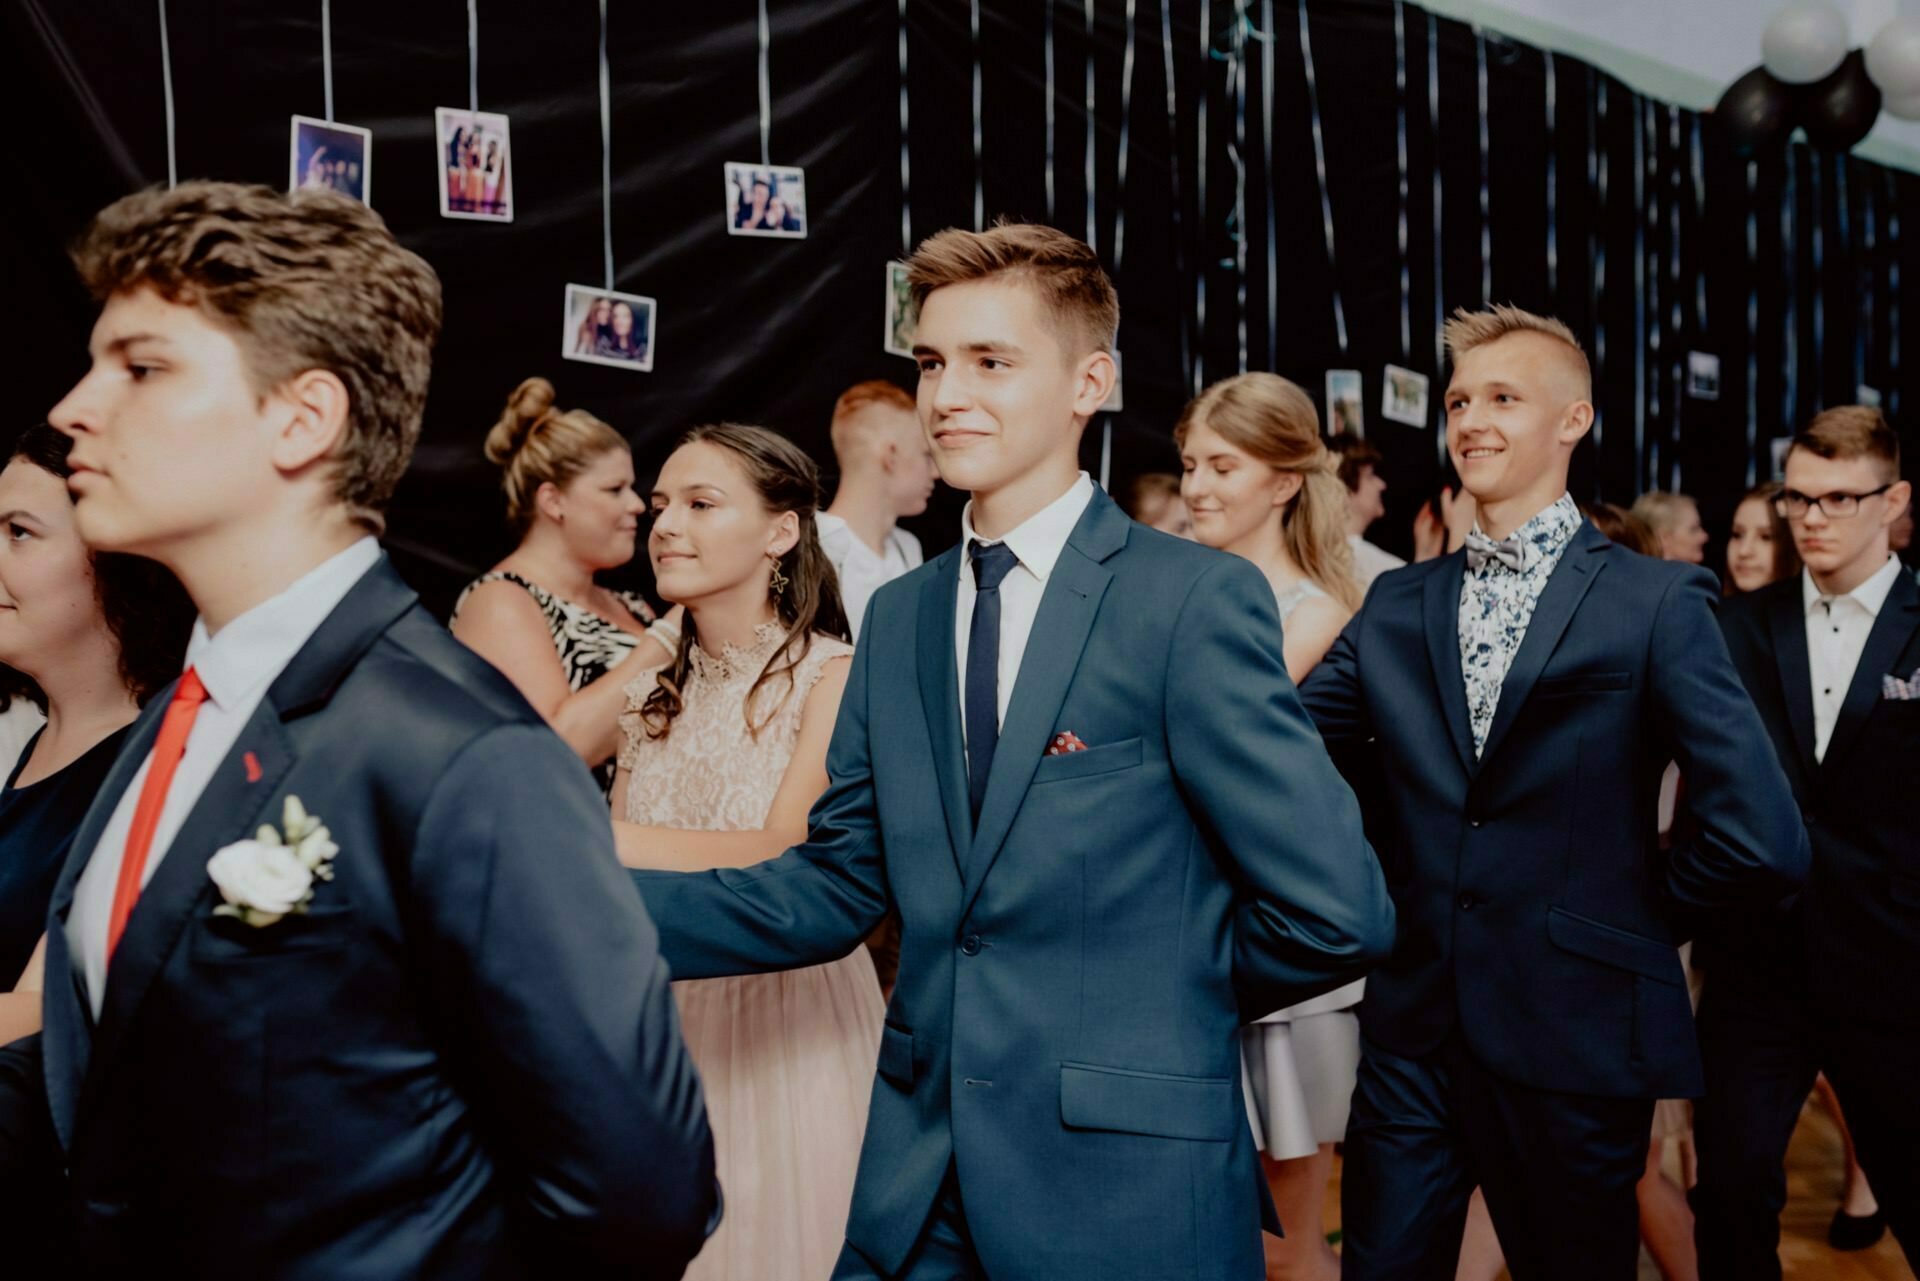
[1692,406,1918,1277]
[1299,305,1807,1281]
[629,222,1394,1280]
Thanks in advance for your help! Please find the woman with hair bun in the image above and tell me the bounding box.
[451,377,675,798]
[1176,372,1364,1281]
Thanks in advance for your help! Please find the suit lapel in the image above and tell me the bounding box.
[1475,523,1609,772]
[1422,553,1476,775]
[960,493,1125,920]
[1820,569,1920,773]
[916,551,972,883]
[1767,581,1820,777]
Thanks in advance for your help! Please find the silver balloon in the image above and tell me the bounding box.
[1884,88,1920,121]
[1762,1,1850,85]
[1866,15,1920,98]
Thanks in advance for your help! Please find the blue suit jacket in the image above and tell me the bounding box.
[1299,523,1808,1099]
[633,489,1394,1281]
[0,559,718,1279]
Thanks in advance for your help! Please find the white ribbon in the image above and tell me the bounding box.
[598,0,614,290]
[321,0,334,121]
[159,0,177,187]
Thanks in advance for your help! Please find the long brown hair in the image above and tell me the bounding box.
[1174,373,1363,612]
[1729,481,1802,591]
[640,424,850,741]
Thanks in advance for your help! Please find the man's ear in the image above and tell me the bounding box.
[1071,350,1117,420]
[1884,478,1913,529]
[879,438,900,474]
[1558,399,1596,448]
[270,369,352,473]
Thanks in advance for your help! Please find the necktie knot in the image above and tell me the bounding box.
[174,666,209,707]
[969,540,1019,592]
[1464,530,1525,574]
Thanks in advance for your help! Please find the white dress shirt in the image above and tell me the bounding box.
[69,537,383,1016]
[1803,554,1904,762]
[955,473,1096,751]
[1347,534,1405,592]
[817,511,923,642]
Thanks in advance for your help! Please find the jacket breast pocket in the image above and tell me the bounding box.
[192,903,358,963]
[1059,1060,1236,1141]
[1535,670,1632,698]
[1031,737,1143,784]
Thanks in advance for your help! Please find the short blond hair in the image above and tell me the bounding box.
[1629,490,1698,536]
[829,379,918,469]
[1443,304,1590,399]
[905,221,1118,356]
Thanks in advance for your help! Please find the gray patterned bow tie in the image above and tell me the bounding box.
[1465,530,1525,573]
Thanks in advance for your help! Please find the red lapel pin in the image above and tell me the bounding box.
[243,751,263,783]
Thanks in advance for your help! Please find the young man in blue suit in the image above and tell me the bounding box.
[0,182,717,1278]
[626,223,1395,1280]
[1298,306,1807,1281]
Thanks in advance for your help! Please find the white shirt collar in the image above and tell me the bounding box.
[959,472,1096,585]
[1801,554,1904,620]
[184,537,384,710]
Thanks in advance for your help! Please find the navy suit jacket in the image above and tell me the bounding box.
[1711,567,1920,1024]
[1299,522,1807,1099]
[632,489,1394,1281]
[0,559,717,1279]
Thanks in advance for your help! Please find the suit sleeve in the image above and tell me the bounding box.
[413,724,719,1275]
[1297,608,1373,747]
[1652,567,1810,911]
[1165,558,1396,1022]
[628,599,892,980]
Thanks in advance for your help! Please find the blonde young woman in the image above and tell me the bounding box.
[1176,372,1364,1281]
[451,379,675,799]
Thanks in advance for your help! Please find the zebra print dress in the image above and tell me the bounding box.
[452,571,655,799]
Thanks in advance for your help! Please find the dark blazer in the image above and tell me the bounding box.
[633,489,1394,1281]
[0,559,717,1280]
[1713,567,1920,1023]
[1299,522,1807,1099]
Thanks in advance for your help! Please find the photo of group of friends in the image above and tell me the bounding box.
[289,116,371,204]
[437,108,513,221]
[725,162,807,237]
[562,285,657,373]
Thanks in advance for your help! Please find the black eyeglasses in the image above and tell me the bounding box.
[1773,484,1892,520]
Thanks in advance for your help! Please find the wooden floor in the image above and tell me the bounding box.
[1315,1094,1912,1280]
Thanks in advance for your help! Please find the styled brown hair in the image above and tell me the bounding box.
[485,377,629,534]
[1791,405,1902,483]
[1443,304,1591,400]
[69,182,443,532]
[1175,373,1363,612]
[1123,473,1183,523]
[829,379,918,468]
[1326,432,1384,494]
[0,425,195,713]
[640,424,851,741]
[905,221,1119,356]
[1582,502,1659,557]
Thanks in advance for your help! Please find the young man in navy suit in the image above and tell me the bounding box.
[1692,407,1918,1277]
[1298,306,1807,1281]
[0,182,716,1278]
[626,223,1395,1280]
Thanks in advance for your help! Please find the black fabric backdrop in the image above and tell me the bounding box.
[7,0,1917,616]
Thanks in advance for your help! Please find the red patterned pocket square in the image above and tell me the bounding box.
[1047,731,1089,756]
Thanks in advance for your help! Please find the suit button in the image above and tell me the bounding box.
[1469,818,1484,829]
[1458,892,1477,911]
[960,934,982,956]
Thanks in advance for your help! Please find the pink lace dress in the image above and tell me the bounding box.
[619,625,884,1281]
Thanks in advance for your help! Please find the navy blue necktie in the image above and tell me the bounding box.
[965,540,1020,824]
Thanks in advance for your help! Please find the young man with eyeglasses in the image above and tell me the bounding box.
[1693,405,1918,1278]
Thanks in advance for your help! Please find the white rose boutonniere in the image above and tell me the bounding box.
[207,796,339,928]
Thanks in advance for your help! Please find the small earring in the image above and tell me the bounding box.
[768,557,789,598]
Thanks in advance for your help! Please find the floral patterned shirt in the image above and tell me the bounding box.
[1457,493,1583,757]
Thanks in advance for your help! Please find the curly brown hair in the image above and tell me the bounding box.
[0,425,196,713]
[68,181,443,532]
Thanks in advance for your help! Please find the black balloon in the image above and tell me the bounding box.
[1716,66,1798,156]
[1800,49,1882,151]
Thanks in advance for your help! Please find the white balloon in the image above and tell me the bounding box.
[1762,1,1851,84]
[1866,15,1920,98]
[1883,89,1920,120]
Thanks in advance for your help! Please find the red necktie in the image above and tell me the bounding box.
[105,668,209,964]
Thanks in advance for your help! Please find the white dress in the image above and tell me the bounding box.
[619,625,885,1281]
[1240,578,1366,1160]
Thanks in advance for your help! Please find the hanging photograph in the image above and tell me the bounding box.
[1101,351,1124,413]
[1686,351,1721,401]
[725,163,807,238]
[436,107,513,221]
[884,261,918,358]
[1856,384,1882,408]
[289,116,372,205]
[1381,364,1430,427]
[1326,369,1365,437]
[1769,436,1793,481]
[562,284,656,373]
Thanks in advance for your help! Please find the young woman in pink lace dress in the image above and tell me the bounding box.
[612,424,885,1281]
